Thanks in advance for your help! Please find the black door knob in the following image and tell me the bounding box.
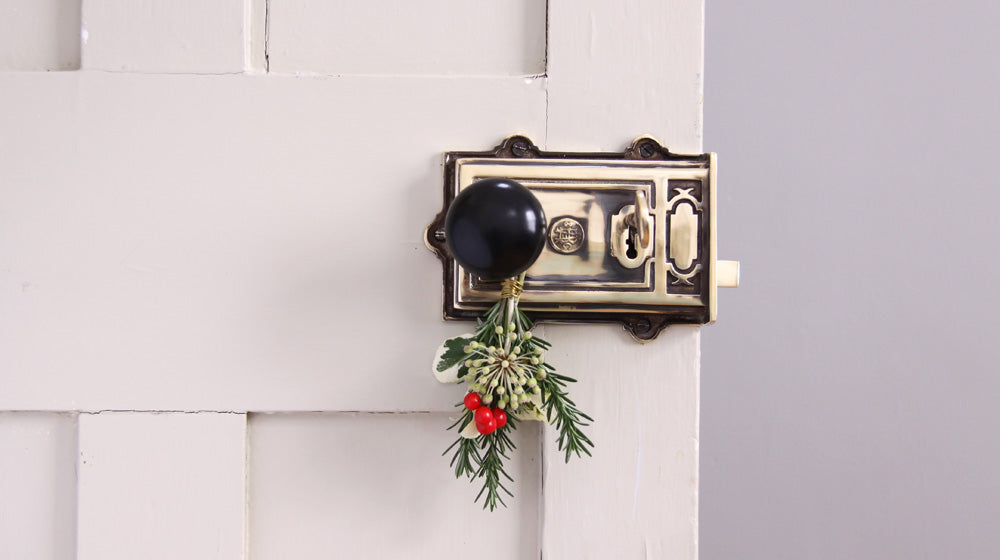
[444,178,547,280]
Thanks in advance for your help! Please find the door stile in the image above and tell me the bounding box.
[540,1,705,558]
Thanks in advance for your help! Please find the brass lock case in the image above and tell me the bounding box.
[425,136,738,342]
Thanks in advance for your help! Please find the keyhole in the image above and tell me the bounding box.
[625,229,638,259]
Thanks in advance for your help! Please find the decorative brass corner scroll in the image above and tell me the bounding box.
[425,136,738,342]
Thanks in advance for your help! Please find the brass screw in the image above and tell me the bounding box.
[511,139,530,157]
[639,142,656,158]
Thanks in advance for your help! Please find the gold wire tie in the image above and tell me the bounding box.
[500,277,524,299]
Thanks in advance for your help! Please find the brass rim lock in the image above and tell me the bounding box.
[425,136,740,342]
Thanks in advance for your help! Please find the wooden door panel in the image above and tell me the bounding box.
[76,412,247,560]
[267,0,546,76]
[81,0,247,73]
[0,72,545,412]
[248,413,541,558]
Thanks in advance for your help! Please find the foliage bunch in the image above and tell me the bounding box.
[435,277,593,509]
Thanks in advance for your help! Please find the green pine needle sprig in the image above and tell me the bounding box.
[537,365,594,462]
[443,408,480,478]
[474,419,518,511]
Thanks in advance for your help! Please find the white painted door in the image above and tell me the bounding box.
[0,1,704,558]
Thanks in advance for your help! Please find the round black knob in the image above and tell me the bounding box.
[445,178,546,280]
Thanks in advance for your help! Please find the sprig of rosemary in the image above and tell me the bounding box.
[536,366,594,462]
[474,416,518,511]
[443,389,522,511]
[514,309,594,462]
[443,408,479,478]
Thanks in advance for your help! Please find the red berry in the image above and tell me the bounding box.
[477,419,497,435]
[492,408,507,429]
[464,392,482,410]
[474,407,493,425]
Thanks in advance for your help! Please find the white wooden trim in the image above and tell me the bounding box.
[539,325,700,558]
[542,1,704,557]
[546,0,705,155]
[0,412,77,559]
[245,0,268,73]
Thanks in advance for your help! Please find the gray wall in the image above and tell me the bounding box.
[702,2,1000,558]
